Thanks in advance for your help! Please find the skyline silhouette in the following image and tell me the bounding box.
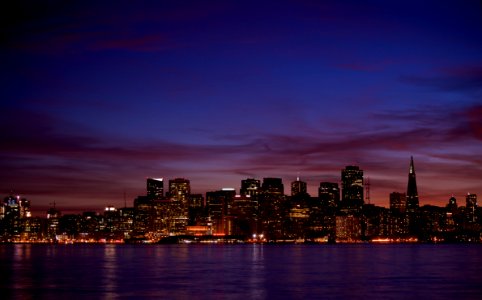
[1,1,482,211]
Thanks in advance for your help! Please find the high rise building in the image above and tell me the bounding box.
[261,178,284,195]
[406,157,419,212]
[206,189,236,234]
[1,195,21,237]
[168,178,191,205]
[147,178,164,200]
[446,195,457,213]
[341,166,364,211]
[291,177,307,196]
[390,192,406,213]
[318,182,340,209]
[466,193,477,223]
[240,178,261,197]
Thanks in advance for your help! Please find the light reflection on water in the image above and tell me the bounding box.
[1,244,482,299]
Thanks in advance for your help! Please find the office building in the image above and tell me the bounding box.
[291,177,307,196]
[341,166,364,211]
[406,157,419,212]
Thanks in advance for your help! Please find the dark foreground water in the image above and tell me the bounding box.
[1,244,482,299]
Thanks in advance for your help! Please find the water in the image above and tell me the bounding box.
[1,244,481,299]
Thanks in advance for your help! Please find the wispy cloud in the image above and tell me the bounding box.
[2,103,481,210]
[401,65,482,92]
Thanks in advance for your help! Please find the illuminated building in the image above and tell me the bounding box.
[118,207,135,237]
[46,204,61,240]
[104,205,122,237]
[228,194,258,236]
[261,178,284,195]
[446,195,457,213]
[291,177,307,196]
[240,178,261,197]
[153,199,188,236]
[406,157,419,212]
[133,196,153,233]
[341,166,364,212]
[287,205,310,239]
[386,212,409,237]
[318,182,340,209]
[1,195,21,238]
[147,178,164,200]
[206,189,236,234]
[466,193,477,223]
[188,194,205,226]
[260,178,285,240]
[335,214,361,242]
[168,178,191,205]
[390,192,406,213]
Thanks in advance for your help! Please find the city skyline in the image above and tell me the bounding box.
[1,1,482,211]
[3,157,478,216]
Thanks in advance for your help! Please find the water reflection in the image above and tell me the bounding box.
[1,244,481,299]
[248,244,266,299]
[102,245,119,299]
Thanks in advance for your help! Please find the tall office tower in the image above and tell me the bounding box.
[291,177,307,196]
[168,178,191,205]
[318,182,340,209]
[240,178,261,197]
[466,193,477,223]
[1,195,21,236]
[147,178,164,200]
[446,195,457,213]
[390,192,406,213]
[406,157,419,212]
[206,188,236,234]
[19,198,31,219]
[341,166,364,211]
[189,194,204,208]
[261,178,284,195]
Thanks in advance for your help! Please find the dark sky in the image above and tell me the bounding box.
[1,0,482,213]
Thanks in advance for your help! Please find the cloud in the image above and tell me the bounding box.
[2,103,482,210]
[400,65,482,92]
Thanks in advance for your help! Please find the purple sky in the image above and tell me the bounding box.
[1,0,482,214]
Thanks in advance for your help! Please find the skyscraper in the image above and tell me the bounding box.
[291,177,307,196]
[341,166,364,211]
[406,157,419,212]
[147,178,164,200]
[168,178,191,205]
[240,178,261,197]
[390,192,406,213]
[466,193,477,223]
[318,182,340,209]
[261,178,284,195]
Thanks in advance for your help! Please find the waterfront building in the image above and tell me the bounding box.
[240,178,261,197]
[291,177,307,196]
[466,193,478,223]
[147,178,164,200]
[318,182,340,209]
[390,192,406,213]
[261,178,284,195]
[335,214,361,242]
[168,178,191,205]
[259,178,286,240]
[228,194,258,236]
[446,195,458,213]
[206,189,236,235]
[1,195,21,237]
[341,166,364,212]
[406,157,419,212]
[46,204,61,240]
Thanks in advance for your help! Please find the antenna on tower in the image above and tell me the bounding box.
[365,177,370,205]
[124,190,127,208]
